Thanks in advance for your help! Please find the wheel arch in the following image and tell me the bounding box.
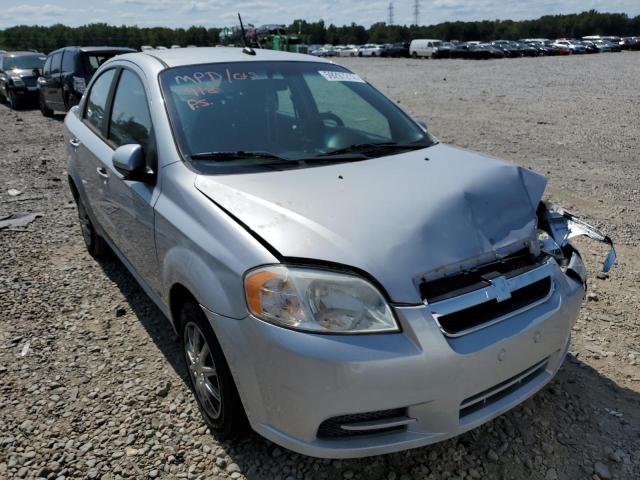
[169,282,199,332]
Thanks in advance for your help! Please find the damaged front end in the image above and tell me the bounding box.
[536,202,616,286]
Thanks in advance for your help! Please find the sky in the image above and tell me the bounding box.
[0,0,639,30]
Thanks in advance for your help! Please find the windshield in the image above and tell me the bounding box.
[160,61,432,169]
[4,54,46,70]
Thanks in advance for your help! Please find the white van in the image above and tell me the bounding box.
[409,39,443,58]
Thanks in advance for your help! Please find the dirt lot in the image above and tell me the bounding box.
[1,52,639,479]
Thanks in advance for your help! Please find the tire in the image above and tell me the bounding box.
[76,195,107,257]
[7,90,21,110]
[181,302,248,439]
[39,93,54,117]
[411,51,418,58]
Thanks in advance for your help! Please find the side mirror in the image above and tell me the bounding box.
[112,144,146,178]
[415,119,428,131]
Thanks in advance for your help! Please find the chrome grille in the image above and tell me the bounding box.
[425,257,554,337]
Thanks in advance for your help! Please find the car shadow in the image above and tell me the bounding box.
[93,252,190,385]
[91,251,639,478]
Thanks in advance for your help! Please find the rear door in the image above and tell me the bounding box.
[60,49,77,109]
[46,52,64,109]
[101,67,161,292]
[73,68,117,231]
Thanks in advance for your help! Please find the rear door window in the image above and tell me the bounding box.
[42,56,52,77]
[61,50,75,73]
[82,54,114,76]
[84,69,116,133]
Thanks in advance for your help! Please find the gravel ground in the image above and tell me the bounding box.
[1,52,639,479]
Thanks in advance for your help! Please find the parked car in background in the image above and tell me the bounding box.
[409,39,444,58]
[310,46,336,57]
[524,41,557,55]
[490,41,522,58]
[450,43,504,60]
[358,44,384,57]
[600,40,622,52]
[0,51,46,109]
[432,42,452,58]
[64,46,614,459]
[380,42,410,57]
[620,36,640,50]
[140,45,153,51]
[580,40,600,53]
[38,46,136,116]
[553,40,587,54]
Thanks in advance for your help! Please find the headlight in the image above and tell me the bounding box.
[10,75,24,86]
[538,229,563,260]
[244,265,398,334]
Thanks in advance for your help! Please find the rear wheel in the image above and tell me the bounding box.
[411,51,418,58]
[181,302,248,439]
[76,195,107,257]
[39,93,54,117]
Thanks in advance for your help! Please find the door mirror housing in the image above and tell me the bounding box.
[112,144,146,179]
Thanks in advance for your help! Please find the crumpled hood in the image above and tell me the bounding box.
[195,143,547,304]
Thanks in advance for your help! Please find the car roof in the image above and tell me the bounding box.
[3,51,44,56]
[51,46,136,54]
[79,46,137,53]
[136,46,332,68]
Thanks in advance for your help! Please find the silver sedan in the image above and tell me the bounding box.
[64,47,614,458]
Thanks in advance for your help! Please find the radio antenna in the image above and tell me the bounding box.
[238,13,256,55]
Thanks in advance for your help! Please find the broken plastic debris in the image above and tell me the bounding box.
[7,189,22,197]
[0,212,43,230]
[20,341,30,357]
[543,203,616,273]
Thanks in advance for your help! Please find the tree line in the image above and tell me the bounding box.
[1,10,638,53]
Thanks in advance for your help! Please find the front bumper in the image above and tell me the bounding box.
[204,263,584,458]
[11,85,39,98]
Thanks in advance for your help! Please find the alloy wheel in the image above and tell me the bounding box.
[184,321,222,419]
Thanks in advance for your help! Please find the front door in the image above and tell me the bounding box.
[101,67,161,294]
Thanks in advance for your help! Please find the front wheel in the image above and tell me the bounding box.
[7,90,21,110]
[181,302,248,439]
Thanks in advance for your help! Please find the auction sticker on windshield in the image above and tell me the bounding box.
[318,70,365,83]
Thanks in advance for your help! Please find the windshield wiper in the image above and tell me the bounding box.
[190,150,292,162]
[316,142,430,157]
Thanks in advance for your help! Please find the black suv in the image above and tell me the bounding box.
[38,46,135,116]
[0,51,47,109]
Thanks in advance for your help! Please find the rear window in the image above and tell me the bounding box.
[81,53,119,76]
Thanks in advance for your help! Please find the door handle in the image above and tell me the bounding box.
[69,138,81,148]
[96,167,109,179]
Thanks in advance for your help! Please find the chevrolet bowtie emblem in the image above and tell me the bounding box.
[489,276,512,302]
